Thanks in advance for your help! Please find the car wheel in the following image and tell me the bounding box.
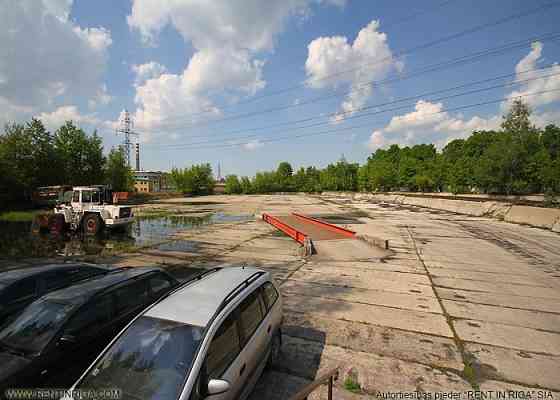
[267,332,281,370]
[83,214,102,236]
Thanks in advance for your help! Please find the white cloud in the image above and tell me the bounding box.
[131,62,167,85]
[368,130,386,149]
[36,105,101,130]
[505,41,560,109]
[384,100,447,133]
[305,20,400,122]
[88,84,112,109]
[367,100,500,150]
[0,0,112,126]
[367,42,560,151]
[243,139,264,150]
[126,0,344,139]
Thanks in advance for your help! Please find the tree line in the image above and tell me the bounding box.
[0,119,133,208]
[224,101,560,197]
[1,100,559,208]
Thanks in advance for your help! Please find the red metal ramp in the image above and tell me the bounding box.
[262,212,355,243]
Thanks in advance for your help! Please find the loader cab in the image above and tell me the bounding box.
[71,187,102,211]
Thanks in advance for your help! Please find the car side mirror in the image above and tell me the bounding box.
[206,379,230,396]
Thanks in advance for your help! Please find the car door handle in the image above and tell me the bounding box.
[240,364,246,376]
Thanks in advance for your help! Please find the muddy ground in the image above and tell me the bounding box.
[3,194,560,399]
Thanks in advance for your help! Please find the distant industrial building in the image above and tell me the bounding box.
[133,170,170,193]
[131,142,171,193]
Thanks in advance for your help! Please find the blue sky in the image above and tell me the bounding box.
[2,0,560,177]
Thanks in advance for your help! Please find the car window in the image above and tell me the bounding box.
[149,273,174,298]
[82,190,92,202]
[2,278,36,303]
[64,294,112,337]
[206,311,241,379]
[113,279,149,315]
[238,292,264,345]
[0,299,75,354]
[77,317,204,400]
[91,191,100,203]
[72,191,80,202]
[262,282,279,311]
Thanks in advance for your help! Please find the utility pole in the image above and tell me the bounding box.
[116,109,138,167]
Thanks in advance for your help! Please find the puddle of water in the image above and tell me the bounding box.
[0,213,253,261]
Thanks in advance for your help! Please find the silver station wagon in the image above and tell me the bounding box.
[66,266,283,400]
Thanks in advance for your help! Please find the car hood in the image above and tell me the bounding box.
[0,351,32,383]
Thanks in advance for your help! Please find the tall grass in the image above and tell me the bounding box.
[0,210,42,222]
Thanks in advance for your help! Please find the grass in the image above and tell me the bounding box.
[343,375,361,393]
[462,364,480,390]
[0,210,43,222]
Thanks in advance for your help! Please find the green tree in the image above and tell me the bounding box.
[106,148,133,191]
[501,99,534,136]
[54,121,105,185]
[240,176,253,194]
[224,175,242,194]
[170,164,214,195]
[0,119,57,201]
[276,162,294,191]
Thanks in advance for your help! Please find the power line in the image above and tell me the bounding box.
[139,0,560,125]
[135,0,460,123]
[145,65,560,148]
[134,32,560,137]
[380,0,458,30]
[149,87,560,151]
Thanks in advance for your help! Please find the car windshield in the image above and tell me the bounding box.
[78,316,204,400]
[0,299,75,354]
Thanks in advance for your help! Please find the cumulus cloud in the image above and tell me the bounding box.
[36,105,101,130]
[505,41,560,109]
[126,0,344,139]
[305,20,400,122]
[367,42,560,152]
[0,0,112,126]
[88,84,112,110]
[367,100,500,150]
[131,62,167,85]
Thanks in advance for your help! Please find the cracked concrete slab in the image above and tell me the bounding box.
[432,277,560,299]
[278,335,471,393]
[283,311,463,370]
[455,319,560,355]
[282,280,442,314]
[436,287,560,314]
[283,294,453,337]
[466,343,560,391]
[442,299,560,332]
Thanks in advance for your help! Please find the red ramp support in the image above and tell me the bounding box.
[291,213,356,238]
[262,213,314,255]
[262,213,308,244]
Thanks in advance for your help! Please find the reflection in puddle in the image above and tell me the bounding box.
[0,212,253,260]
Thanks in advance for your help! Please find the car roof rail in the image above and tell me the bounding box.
[215,270,266,317]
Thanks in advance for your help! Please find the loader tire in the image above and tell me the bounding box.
[83,214,102,236]
[48,214,66,235]
[31,213,50,234]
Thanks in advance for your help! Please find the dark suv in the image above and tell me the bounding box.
[0,266,178,394]
[0,263,115,325]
